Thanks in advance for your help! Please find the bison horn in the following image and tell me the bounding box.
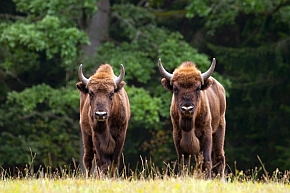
[78,64,89,85]
[201,58,216,81]
[114,64,125,85]
[158,58,173,80]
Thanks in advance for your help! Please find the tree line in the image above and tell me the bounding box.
[0,0,289,172]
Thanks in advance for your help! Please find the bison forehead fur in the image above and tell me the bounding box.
[76,63,130,176]
[171,62,203,86]
[92,64,115,78]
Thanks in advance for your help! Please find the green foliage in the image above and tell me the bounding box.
[0,0,229,170]
[0,15,89,71]
[0,0,96,168]
[112,3,156,40]
[186,0,210,18]
[145,0,290,171]
[0,83,80,167]
[14,0,96,25]
[213,43,290,170]
[197,0,290,170]
[6,83,79,115]
[0,0,231,170]
[0,0,289,179]
[186,0,290,35]
[94,42,153,84]
[126,86,161,126]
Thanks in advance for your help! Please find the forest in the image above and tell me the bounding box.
[0,0,290,174]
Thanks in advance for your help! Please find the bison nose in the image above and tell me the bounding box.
[181,105,194,115]
[95,111,107,121]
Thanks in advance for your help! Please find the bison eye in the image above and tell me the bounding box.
[196,85,201,93]
[109,91,114,99]
[89,91,94,99]
[172,86,178,93]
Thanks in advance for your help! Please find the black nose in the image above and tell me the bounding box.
[95,111,107,121]
[181,105,194,115]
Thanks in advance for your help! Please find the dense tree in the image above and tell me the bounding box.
[0,0,96,167]
[0,0,289,174]
[0,0,224,170]
[184,0,290,171]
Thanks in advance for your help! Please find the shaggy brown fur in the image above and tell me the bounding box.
[76,64,130,176]
[160,61,226,179]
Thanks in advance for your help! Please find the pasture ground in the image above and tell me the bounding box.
[1,155,290,193]
[0,177,290,193]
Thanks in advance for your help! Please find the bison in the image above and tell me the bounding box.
[76,63,130,176]
[158,58,226,179]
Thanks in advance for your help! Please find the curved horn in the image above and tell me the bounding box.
[78,64,89,85]
[201,58,216,81]
[158,58,173,80]
[114,64,125,85]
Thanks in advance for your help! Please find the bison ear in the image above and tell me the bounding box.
[201,77,214,90]
[115,81,125,92]
[76,82,88,93]
[161,78,173,91]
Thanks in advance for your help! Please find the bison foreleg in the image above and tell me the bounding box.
[200,131,213,179]
[81,130,94,177]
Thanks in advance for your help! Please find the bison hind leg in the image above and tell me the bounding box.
[216,154,225,178]
[212,122,226,179]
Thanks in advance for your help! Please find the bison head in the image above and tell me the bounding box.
[159,59,216,130]
[77,64,125,123]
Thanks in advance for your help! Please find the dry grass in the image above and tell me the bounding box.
[0,177,289,193]
[1,155,290,193]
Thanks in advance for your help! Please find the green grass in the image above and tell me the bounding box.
[0,178,289,193]
[1,155,290,193]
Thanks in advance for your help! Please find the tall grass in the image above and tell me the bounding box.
[1,153,290,183]
[1,167,290,193]
[1,177,290,193]
[1,153,290,193]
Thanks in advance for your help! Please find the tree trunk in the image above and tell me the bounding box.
[82,0,110,56]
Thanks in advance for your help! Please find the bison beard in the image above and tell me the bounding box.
[179,118,200,155]
[179,117,193,132]
[94,122,116,155]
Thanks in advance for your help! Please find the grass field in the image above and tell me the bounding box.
[1,167,290,193]
[1,156,290,193]
[1,177,290,193]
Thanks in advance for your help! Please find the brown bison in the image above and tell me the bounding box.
[158,58,226,179]
[76,63,130,176]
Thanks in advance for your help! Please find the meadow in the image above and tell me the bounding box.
[1,177,290,193]
[1,158,290,193]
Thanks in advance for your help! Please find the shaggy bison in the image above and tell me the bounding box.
[76,64,130,176]
[158,58,226,179]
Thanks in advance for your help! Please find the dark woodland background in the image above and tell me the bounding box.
[0,0,290,173]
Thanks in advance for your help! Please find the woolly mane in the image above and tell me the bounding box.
[171,61,202,87]
[91,64,115,80]
[87,64,116,87]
